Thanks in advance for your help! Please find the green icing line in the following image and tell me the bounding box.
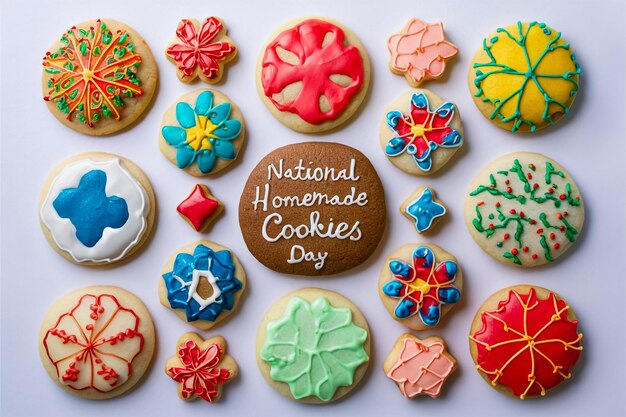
[539,235,554,262]
[539,213,559,229]
[560,216,578,242]
[510,159,531,192]
[545,161,564,184]
[503,251,521,265]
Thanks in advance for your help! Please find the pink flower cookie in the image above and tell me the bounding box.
[388,18,458,87]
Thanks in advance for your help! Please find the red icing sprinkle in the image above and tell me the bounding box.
[550,233,556,240]
[560,225,566,231]
[533,183,539,188]
[488,224,494,229]
[496,202,501,207]
[529,220,536,225]
[510,248,518,255]
[478,201,484,206]
[506,187,512,193]
[548,188,554,194]
[519,212,525,218]
[509,208,515,214]
[523,246,529,252]
[503,234,510,240]
[559,194,566,200]
[557,213,563,220]
[536,228,544,234]
[505,179,510,185]
[564,211,569,216]
[527,173,532,180]
[177,185,220,232]
[554,243,560,249]
[532,254,538,259]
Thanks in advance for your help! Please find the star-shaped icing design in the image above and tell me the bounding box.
[177,184,222,232]
[53,170,129,247]
[402,187,446,233]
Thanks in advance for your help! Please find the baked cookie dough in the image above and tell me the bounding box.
[468,21,581,133]
[381,89,463,175]
[464,152,584,267]
[166,17,237,84]
[469,285,583,399]
[239,142,386,275]
[256,288,370,403]
[165,332,238,403]
[400,186,447,234]
[177,184,223,232]
[379,244,462,330]
[39,285,155,400]
[159,240,245,330]
[42,19,158,135]
[160,89,245,176]
[384,333,457,399]
[39,152,155,266]
[257,17,370,133]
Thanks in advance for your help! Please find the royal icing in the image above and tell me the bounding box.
[166,17,236,82]
[43,293,144,392]
[403,187,446,233]
[470,288,583,399]
[162,244,242,322]
[177,185,220,231]
[472,21,581,132]
[42,19,144,127]
[261,19,364,125]
[388,18,458,86]
[387,337,456,398]
[162,90,241,174]
[385,92,462,172]
[260,296,368,402]
[40,158,149,263]
[382,246,460,326]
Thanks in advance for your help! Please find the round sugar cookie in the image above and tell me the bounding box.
[256,17,371,133]
[238,141,386,276]
[464,152,584,267]
[39,285,155,400]
[159,88,245,176]
[468,21,581,133]
[39,152,155,266]
[379,243,462,330]
[256,288,370,403]
[469,285,583,399]
[159,240,246,330]
[42,19,158,135]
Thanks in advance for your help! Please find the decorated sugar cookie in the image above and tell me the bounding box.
[464,152,584,267]
[239,142,386,275]
[160,89,245,176]
[384,333,457,399]
[379,244,462,330]
[177,184,223,232]
[469,21,581,132]
[380,89,463,175]
[257,288,370,403]
[166,17,237,84]
[165,333,238,403]
[469,285,583,399]
[401,186,447,234]
[159,240,245,330]
[388,18,458,87]
[42,19,158,135]
[39,286,155,400]
[39,152,155,266]
[257,17,370,133]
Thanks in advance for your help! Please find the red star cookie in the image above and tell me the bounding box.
[177,184,223,232]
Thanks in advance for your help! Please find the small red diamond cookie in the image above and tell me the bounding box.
[177,184,223,232]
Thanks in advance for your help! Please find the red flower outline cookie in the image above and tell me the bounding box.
[177,184,223,232]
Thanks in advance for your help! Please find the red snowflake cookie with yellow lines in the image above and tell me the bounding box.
[469,285,582,399]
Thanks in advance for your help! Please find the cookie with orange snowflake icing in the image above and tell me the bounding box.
[469,285,583,399]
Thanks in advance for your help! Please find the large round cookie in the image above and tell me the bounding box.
[42,19,158,135]
[39,286,155,400]
[239,142,386,275]
[464,152,584,267]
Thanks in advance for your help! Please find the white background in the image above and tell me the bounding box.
[1,0,625,416]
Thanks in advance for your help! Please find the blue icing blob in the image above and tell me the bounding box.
[395,299,414,319]
[419,304,441,326]
[53,170,129,247]
[445,261,458,278]
[389,260,411,279]
[439,287,460,304]
[413,246,434,268]
[382,280,403,297]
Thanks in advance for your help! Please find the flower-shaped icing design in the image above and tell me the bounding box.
[404,187,446,233]
[382,246,460,326]
[162,244,242,322]
[166,17,236,82]
[162,91,241,174]
[43,293,144,392]
[388,18,458,87]
[53,170,129,247]
[385,92,462,172]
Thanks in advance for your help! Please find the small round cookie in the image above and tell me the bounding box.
[165,332,238,403]
[239,142,386,276]
[381,89,463,175]
[469,21,581,133]
[388,18,458,87]
[384,333,457,399]
[400,186,447,234]
[165,17,237,84]
[464,152,584,267]
[176,184,223,232]
[257,288,370,403]
[379,244,462,330]
[39,285,155,400]
[159,240,245,330]
[257,17,371,133]
[39,152,155,266]
[469,285,583,399]
[42,19,158,135]
[160,89,245,176]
